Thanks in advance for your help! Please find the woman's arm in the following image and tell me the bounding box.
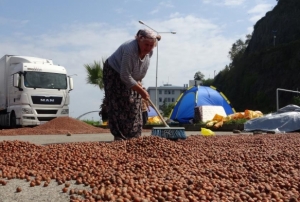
[131,84,149,100]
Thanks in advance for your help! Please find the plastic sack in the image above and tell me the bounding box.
[147,116,162,124]
[229,112,245,119]
[214,121,223,128]
[244,110,263,119]
[201,128,215,136]
[206,120,217,127]
[212,114,225,122]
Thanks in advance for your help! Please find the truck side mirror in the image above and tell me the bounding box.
[69,77,74,91]
[13,74,20,88]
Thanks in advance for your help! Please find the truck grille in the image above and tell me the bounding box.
[32,96,62,105]
[37,117,56,121]
[36,110,57,114]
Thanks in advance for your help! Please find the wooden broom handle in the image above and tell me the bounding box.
[147,98,169,127]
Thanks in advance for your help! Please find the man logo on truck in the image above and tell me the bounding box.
[40,99,55,102]
[27,67,42,71]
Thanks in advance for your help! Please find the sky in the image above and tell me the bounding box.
[0,0,278,121]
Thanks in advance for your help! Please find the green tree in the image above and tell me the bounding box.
[202,78,214,86]
[194,71,205,80]
[84,59,105,90]
[245,34,252,45]
[84,58,107,121]
[161,99,175,117]
[228,34,251,61]
[228,39,245,61]
[165,103,175,117]
[292,96,300,106]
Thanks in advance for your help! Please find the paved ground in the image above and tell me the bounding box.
[0,130,245,145]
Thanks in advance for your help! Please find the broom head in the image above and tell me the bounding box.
[151,127,186,140]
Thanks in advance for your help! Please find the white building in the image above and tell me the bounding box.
[189,80,202,87]
[147,84,188,109]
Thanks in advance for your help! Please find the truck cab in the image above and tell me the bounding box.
[0,55,74,128]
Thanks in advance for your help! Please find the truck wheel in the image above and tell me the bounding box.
[10,112,17,128]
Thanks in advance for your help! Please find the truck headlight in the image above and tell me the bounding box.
[22,108,33,114]
[61,109,69,114]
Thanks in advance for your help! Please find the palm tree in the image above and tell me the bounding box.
[84,58,108,122]
[84,59,105,90]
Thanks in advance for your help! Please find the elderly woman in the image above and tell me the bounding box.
[103,29,161,141]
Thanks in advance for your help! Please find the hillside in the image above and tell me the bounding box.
[213,0,300,113]
[246,0,300,54]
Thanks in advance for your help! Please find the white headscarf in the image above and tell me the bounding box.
[136,29,161,41]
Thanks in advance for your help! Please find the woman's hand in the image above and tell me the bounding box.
[141,89,150,100]
[132,84,149,100]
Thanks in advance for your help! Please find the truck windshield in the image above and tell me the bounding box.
[24,71,67,89]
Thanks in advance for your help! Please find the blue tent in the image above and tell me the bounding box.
[169,85,235,123]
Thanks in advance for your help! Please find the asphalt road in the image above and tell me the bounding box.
[0,131,243,145]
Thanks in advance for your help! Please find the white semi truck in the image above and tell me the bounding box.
[0,55,74,128]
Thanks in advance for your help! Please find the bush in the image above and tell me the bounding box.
[82,119,100,126]
[223,118,248,125]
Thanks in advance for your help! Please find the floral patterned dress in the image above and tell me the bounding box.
[103,60,142,140]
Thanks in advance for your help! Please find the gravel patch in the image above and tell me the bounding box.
[0,117,111,136]
[0,179,90,202]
